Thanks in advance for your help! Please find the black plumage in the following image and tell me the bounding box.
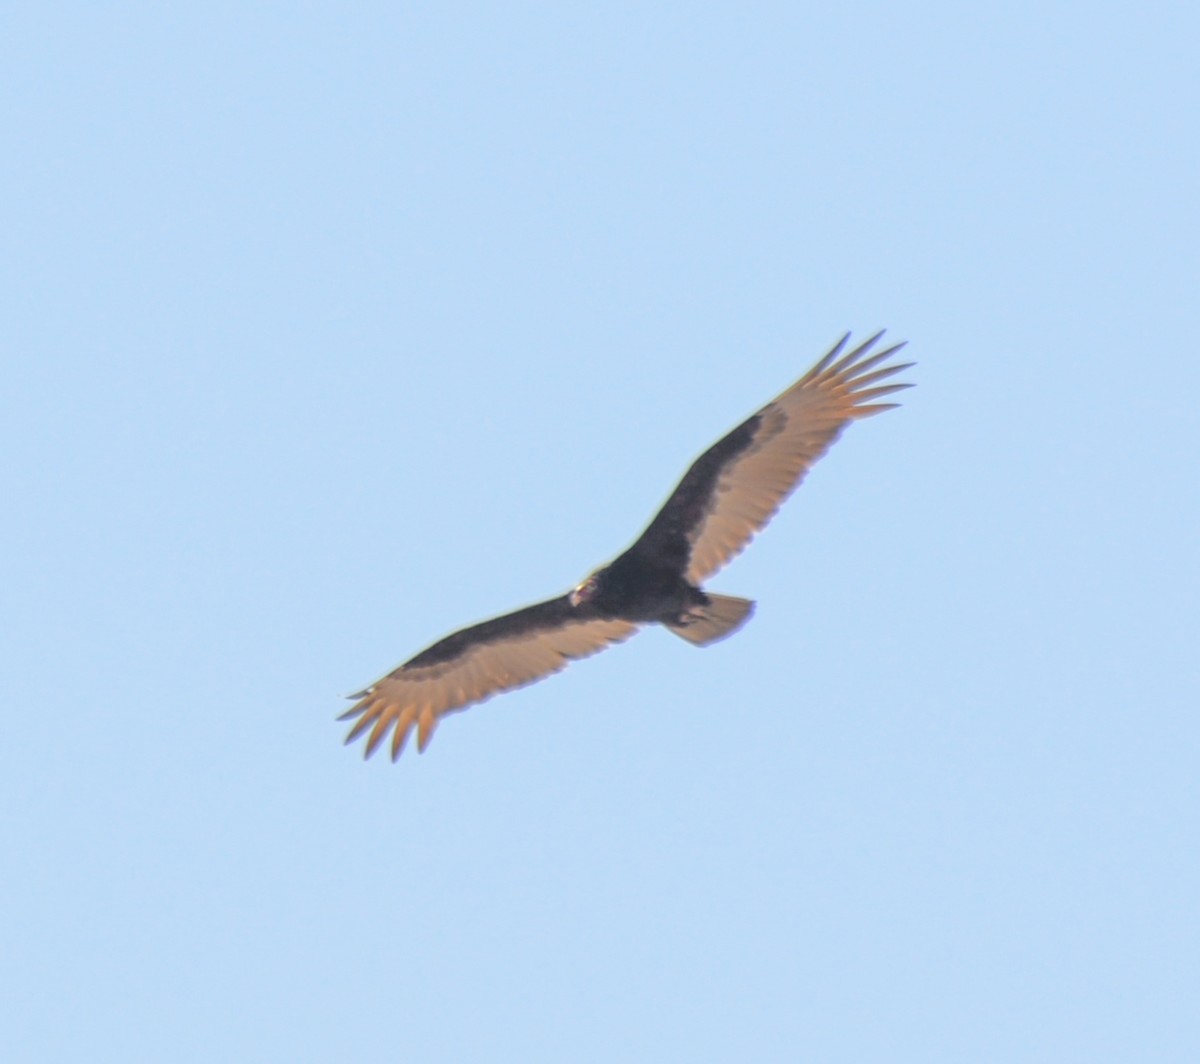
[340,331,913,760]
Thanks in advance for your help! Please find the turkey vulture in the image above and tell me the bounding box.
[341,331,912,760]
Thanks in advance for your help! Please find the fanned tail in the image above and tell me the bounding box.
[665,594,755,647]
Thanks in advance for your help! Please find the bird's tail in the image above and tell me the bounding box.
[666,594,755,647]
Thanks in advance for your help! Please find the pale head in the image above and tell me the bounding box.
[569,573,600,608]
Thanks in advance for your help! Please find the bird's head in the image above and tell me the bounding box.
[569,572,601,608]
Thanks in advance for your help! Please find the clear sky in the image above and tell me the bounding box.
[4,4,1198,1061]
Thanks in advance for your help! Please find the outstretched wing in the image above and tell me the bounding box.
[633,332,912,583]
[340,596,639,760]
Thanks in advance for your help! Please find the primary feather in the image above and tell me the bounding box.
[633,331,910,583]
[340,601,636,760]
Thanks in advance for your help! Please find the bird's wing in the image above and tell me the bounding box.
[633,332,912,584]
[340,596,639,760]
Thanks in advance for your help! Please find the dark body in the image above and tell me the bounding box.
[405,552,704,671]
[402,413,760,670]
[341,332,912,761]
[588,545,710,623]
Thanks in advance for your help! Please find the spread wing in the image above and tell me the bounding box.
[633,332,913,583]
[340,596,639,760]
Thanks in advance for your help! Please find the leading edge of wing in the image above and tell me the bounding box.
[631,331,913,582]
[339,596,639,761]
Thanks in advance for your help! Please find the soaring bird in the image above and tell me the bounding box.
[341,331,912,760]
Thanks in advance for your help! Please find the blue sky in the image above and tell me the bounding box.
[4,4,1198,1061]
